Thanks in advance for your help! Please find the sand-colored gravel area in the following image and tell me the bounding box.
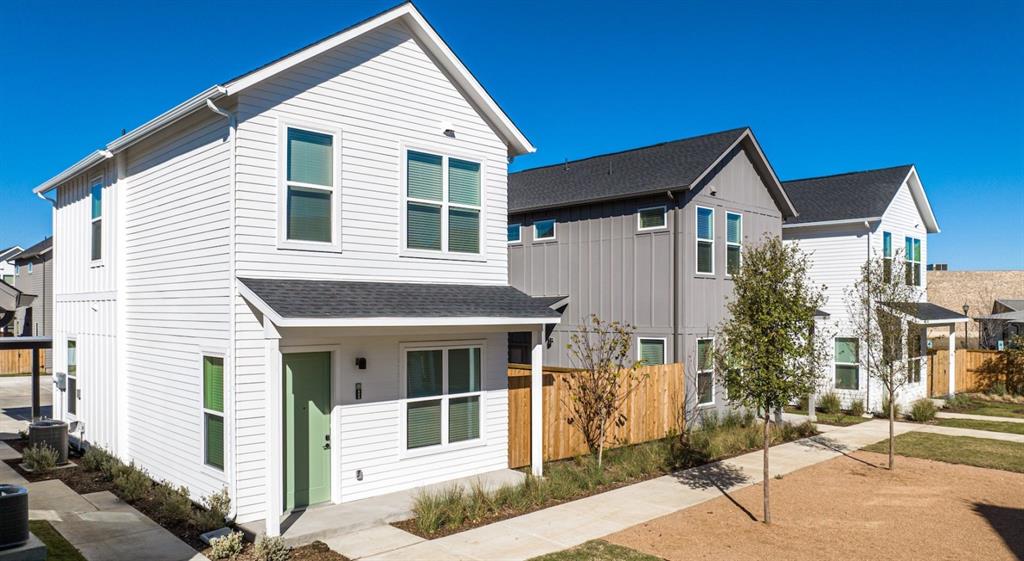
[606,451,1024,561]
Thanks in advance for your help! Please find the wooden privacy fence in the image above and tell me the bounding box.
[507,362,685,469]
[0,349,33,375]
[928,349,1012,396]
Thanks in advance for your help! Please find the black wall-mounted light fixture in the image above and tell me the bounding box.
[355,357,367,370]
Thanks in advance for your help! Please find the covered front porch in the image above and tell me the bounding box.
[903,302,970,397]
[237,278,561,537]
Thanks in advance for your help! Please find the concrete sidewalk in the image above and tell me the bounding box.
[912,423,1024,443]
[338,420,915,561]
[936,410,1024,424]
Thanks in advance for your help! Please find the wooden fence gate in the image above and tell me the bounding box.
[507,362,685,468]
[927,349,1009,396]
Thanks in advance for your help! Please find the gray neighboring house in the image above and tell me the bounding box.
[507,127,796,413]
[11,238,53,369]
[977,299,1024,349]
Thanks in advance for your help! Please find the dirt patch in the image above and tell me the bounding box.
[606,452,1024,561]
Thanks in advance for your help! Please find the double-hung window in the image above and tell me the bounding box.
[905,237,921,286]
[726,212,742,276]
[404,344,483,450]
[90,179,103,261]
[834,338,859,390]
[534,219,556,241]
[638,206,667,231]
[203,355,225,470]
[906,326,922,383]
[406,150,482,255]
[66,340,77,415]
[696,338,714,405]
[282,126,338,248]
[26,262,32,274]
[638,338,666,365]
[882,232,892,283]
[507,224,521,244]
[696,206,714,275]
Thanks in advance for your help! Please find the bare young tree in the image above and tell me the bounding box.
[715,237,830,524]
[564,315,647,468]
[846,249,922,470]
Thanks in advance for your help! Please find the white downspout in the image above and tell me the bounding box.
[207,98,239,520]
[864,220,872,412]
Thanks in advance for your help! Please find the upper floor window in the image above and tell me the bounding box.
[905,237,921,286]
[26,262,32,274]
[726,212,742,276]
[405,150,481,254]
[91,180,103,261]
[637,206,667,231]
[507,224,521,244]
[284,127,337,246]
[882,231,892,283]
[534,219,556,241]
[696,206,714,275]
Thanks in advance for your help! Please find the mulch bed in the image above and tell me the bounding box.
[203,540,351,561]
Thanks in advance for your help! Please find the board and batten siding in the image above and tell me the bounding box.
[122,108,233,501]
[230,21,515,522]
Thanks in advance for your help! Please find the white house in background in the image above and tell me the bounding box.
[33,3,559,537]
[1,245,22,285]
[782,165,968,411]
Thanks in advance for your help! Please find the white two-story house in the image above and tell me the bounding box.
[782,165,967,411]
[33,3,559,537]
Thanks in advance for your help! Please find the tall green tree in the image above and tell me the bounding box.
[846,250,921,470]
[715,236,829,524]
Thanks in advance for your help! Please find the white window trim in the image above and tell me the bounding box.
[533,219,557,242]
[507,223,522,245]
[66,337,78,418]
[90,176,104,266]
[637,206,668,232]
[833,336,860,391]
[905,236,922,287]
[399,143,486,261]
[882,231,893,282]
[637,337,667,365]
[695,206,715,276]
[276,120,343,253]
[199,351,227,473]
[399,340,488,459]
[26,262,32,274]
[696,337,715,406]
[724,211,741,276]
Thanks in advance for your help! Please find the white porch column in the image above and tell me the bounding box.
[530,327,544,477]
[263,320,283,537]
[948,326,957,396]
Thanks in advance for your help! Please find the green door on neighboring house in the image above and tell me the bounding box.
[283,352,332,511]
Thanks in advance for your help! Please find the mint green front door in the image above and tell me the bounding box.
[283,352,332,511]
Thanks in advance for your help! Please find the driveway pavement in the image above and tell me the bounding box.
[0,374,52,437]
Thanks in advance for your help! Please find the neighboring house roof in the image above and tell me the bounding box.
[34,2,533,195]
[891,302,970,324]
[237,278,563,327]
[0,246,23,262]
[977,310,1024,324]
[995,299,1024,312]
[508,128,796,216]
[782,165,940,232]
[13,237,53,261]
[0,280,35,312]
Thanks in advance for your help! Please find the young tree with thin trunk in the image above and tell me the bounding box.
[564,315,647,468]
[846,250,921,470]
[715,237,829,524]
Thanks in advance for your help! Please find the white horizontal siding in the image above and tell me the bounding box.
[232,20,509,284]
[122,108,232,502]
[54,167,117,295]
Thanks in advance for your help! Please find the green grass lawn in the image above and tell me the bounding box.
[528,540,663,561]
[29,520,87,561]
[0,372,31,377]
[784,406,869,426]
[946,397,1024,419]
[864,432,1024,473]
[933,417,1024,435]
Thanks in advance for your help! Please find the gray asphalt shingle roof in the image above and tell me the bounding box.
[782,165,913,225]
[904,302,969,323]
[508,128,748,212]
[12,237,52,261]
[995,299,1024,312]
[239,278,563,319]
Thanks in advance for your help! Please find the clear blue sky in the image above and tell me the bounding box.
[2,0,1021,269]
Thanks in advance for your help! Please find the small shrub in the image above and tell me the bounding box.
[881,396,901,420]
[945,393,973,411]
[114,463,152,502]
[989,381,1008,396]
[22,443,59,473]
[17,429,28,441]
[254,535,290,561]
[99,453,126,481]
[849,399,865,417]
[909,399,937,422]
[819,391,842,415]
[204,488,231,520]
[80,446,114,472]
[154,482,193,525]
[209,530,244,560]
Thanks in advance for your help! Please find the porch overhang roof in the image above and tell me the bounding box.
[884,302,970,325]
[238,277,563,328]
[0,280,35,313]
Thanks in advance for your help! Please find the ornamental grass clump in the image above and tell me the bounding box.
[819,391,842,415]
[849,399,866,417]
[909,399,937,422]
[22,443,59,473]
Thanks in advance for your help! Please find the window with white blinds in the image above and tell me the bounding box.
[404,344,484,451]
[726,212,742,276]
[638,338,666,365]
[696,206,714,275]
[280,125,339,250]
[405,150,482,255]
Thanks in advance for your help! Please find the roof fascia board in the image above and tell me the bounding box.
[783,217,883,229]
[223,4,534,156]
[743,131,798,218]
[900,166,940,234]
[33,150,112,194]
[510,186,688,215]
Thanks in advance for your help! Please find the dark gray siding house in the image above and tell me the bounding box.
[508,128,796,414]
[12,237,53,369]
